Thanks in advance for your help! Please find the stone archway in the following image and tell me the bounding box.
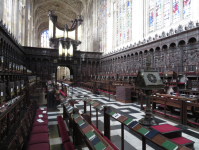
[57,66,70,80]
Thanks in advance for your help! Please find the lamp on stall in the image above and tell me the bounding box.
[0,56,3,71]
[48,10,83,59]
[9,62,12,71]
[13,63,15,72]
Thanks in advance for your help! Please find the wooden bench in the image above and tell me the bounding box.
[57,115,70,144]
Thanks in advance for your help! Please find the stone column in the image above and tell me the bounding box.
[93,0,99,52]
[191,0,199,21]
[180,0,183,21]
[112,3,117,50]
[132,0,144,42]
[11,0,15,34]
[0,0,4,20]
[106,0,113,53]
[14,0,19,40]
[169,0,173,25]
[24,0,30,46]
[143,0,147,39]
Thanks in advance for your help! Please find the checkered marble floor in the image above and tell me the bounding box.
[47,86,199,150]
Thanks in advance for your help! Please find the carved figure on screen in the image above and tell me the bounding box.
[183,49,199,65]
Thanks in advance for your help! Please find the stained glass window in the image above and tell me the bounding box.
[127,1,132,41]
[116,0,132,47]
[41,30,49,48]
[123,1,126,43]
[116,5,119,47]
[119,0,122,46]
[98,0,107,52]
[149,0,154,32]
[3,0,12,31]
[164,0,170,26]
[183,0,191,19]
[173,0,180,23]
[156,0,161,29]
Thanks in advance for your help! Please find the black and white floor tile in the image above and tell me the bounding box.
[46,86,199,150]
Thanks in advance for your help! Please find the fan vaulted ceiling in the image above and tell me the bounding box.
[34,0,85,36]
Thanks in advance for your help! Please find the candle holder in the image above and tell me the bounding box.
[165,73,168,86]
[185,82,187,90]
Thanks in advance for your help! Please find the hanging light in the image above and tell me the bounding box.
[13,63,15,71]
[59,39,63,56]
[64,24,68,40]
[68,42,73,57]
[0,56,3,64]
[48,10,55,39]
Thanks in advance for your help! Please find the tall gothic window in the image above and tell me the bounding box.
[98,0,107,52]
[173,0,180,23]
[41,30,49,48]
[183,0,191,19]
[3,0,12,31]
[127,1,132,41]
[116,0,132,47]
[116,5,119,47]
[156,0,161,29]
[149,0,191,32]
[119,1,122,46]
[164,0,170,27]
[149,0,154,32]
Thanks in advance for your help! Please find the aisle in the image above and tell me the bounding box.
[47,87,199,150]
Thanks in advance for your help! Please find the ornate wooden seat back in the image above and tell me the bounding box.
[191,106,199,122]
[7,136,20,150]
[15,125,26,150]
[81,113,91,124]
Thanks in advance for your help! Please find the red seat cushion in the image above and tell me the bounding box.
[27,143,50,150]
[103,136,119,150]
[35,111,47,116]
[33,119,48,126]
[57,121,70,143]
[28,133,49,145]
[31,126,48,134]
[58,122,66,131]
[34,115,48,120]
[36,108,47,113]
[60,130,70,143]
[171,137,194,145]
[37,108,47,111]
[151,124,180,133]
[91,124,103,137]
[57,116,63,121]
[64,142,75,150]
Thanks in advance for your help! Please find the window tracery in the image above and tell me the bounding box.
[3,0,12,31]
[156,0,161,29]
[41,30,49,48]
[149,0,191,32]
[164,0,170,27]
[149,0,154,32]
[183,0,191,19]
[173,0,180,23]
[116,0,132,47]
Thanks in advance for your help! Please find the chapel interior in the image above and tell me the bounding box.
[0,0,199,150]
